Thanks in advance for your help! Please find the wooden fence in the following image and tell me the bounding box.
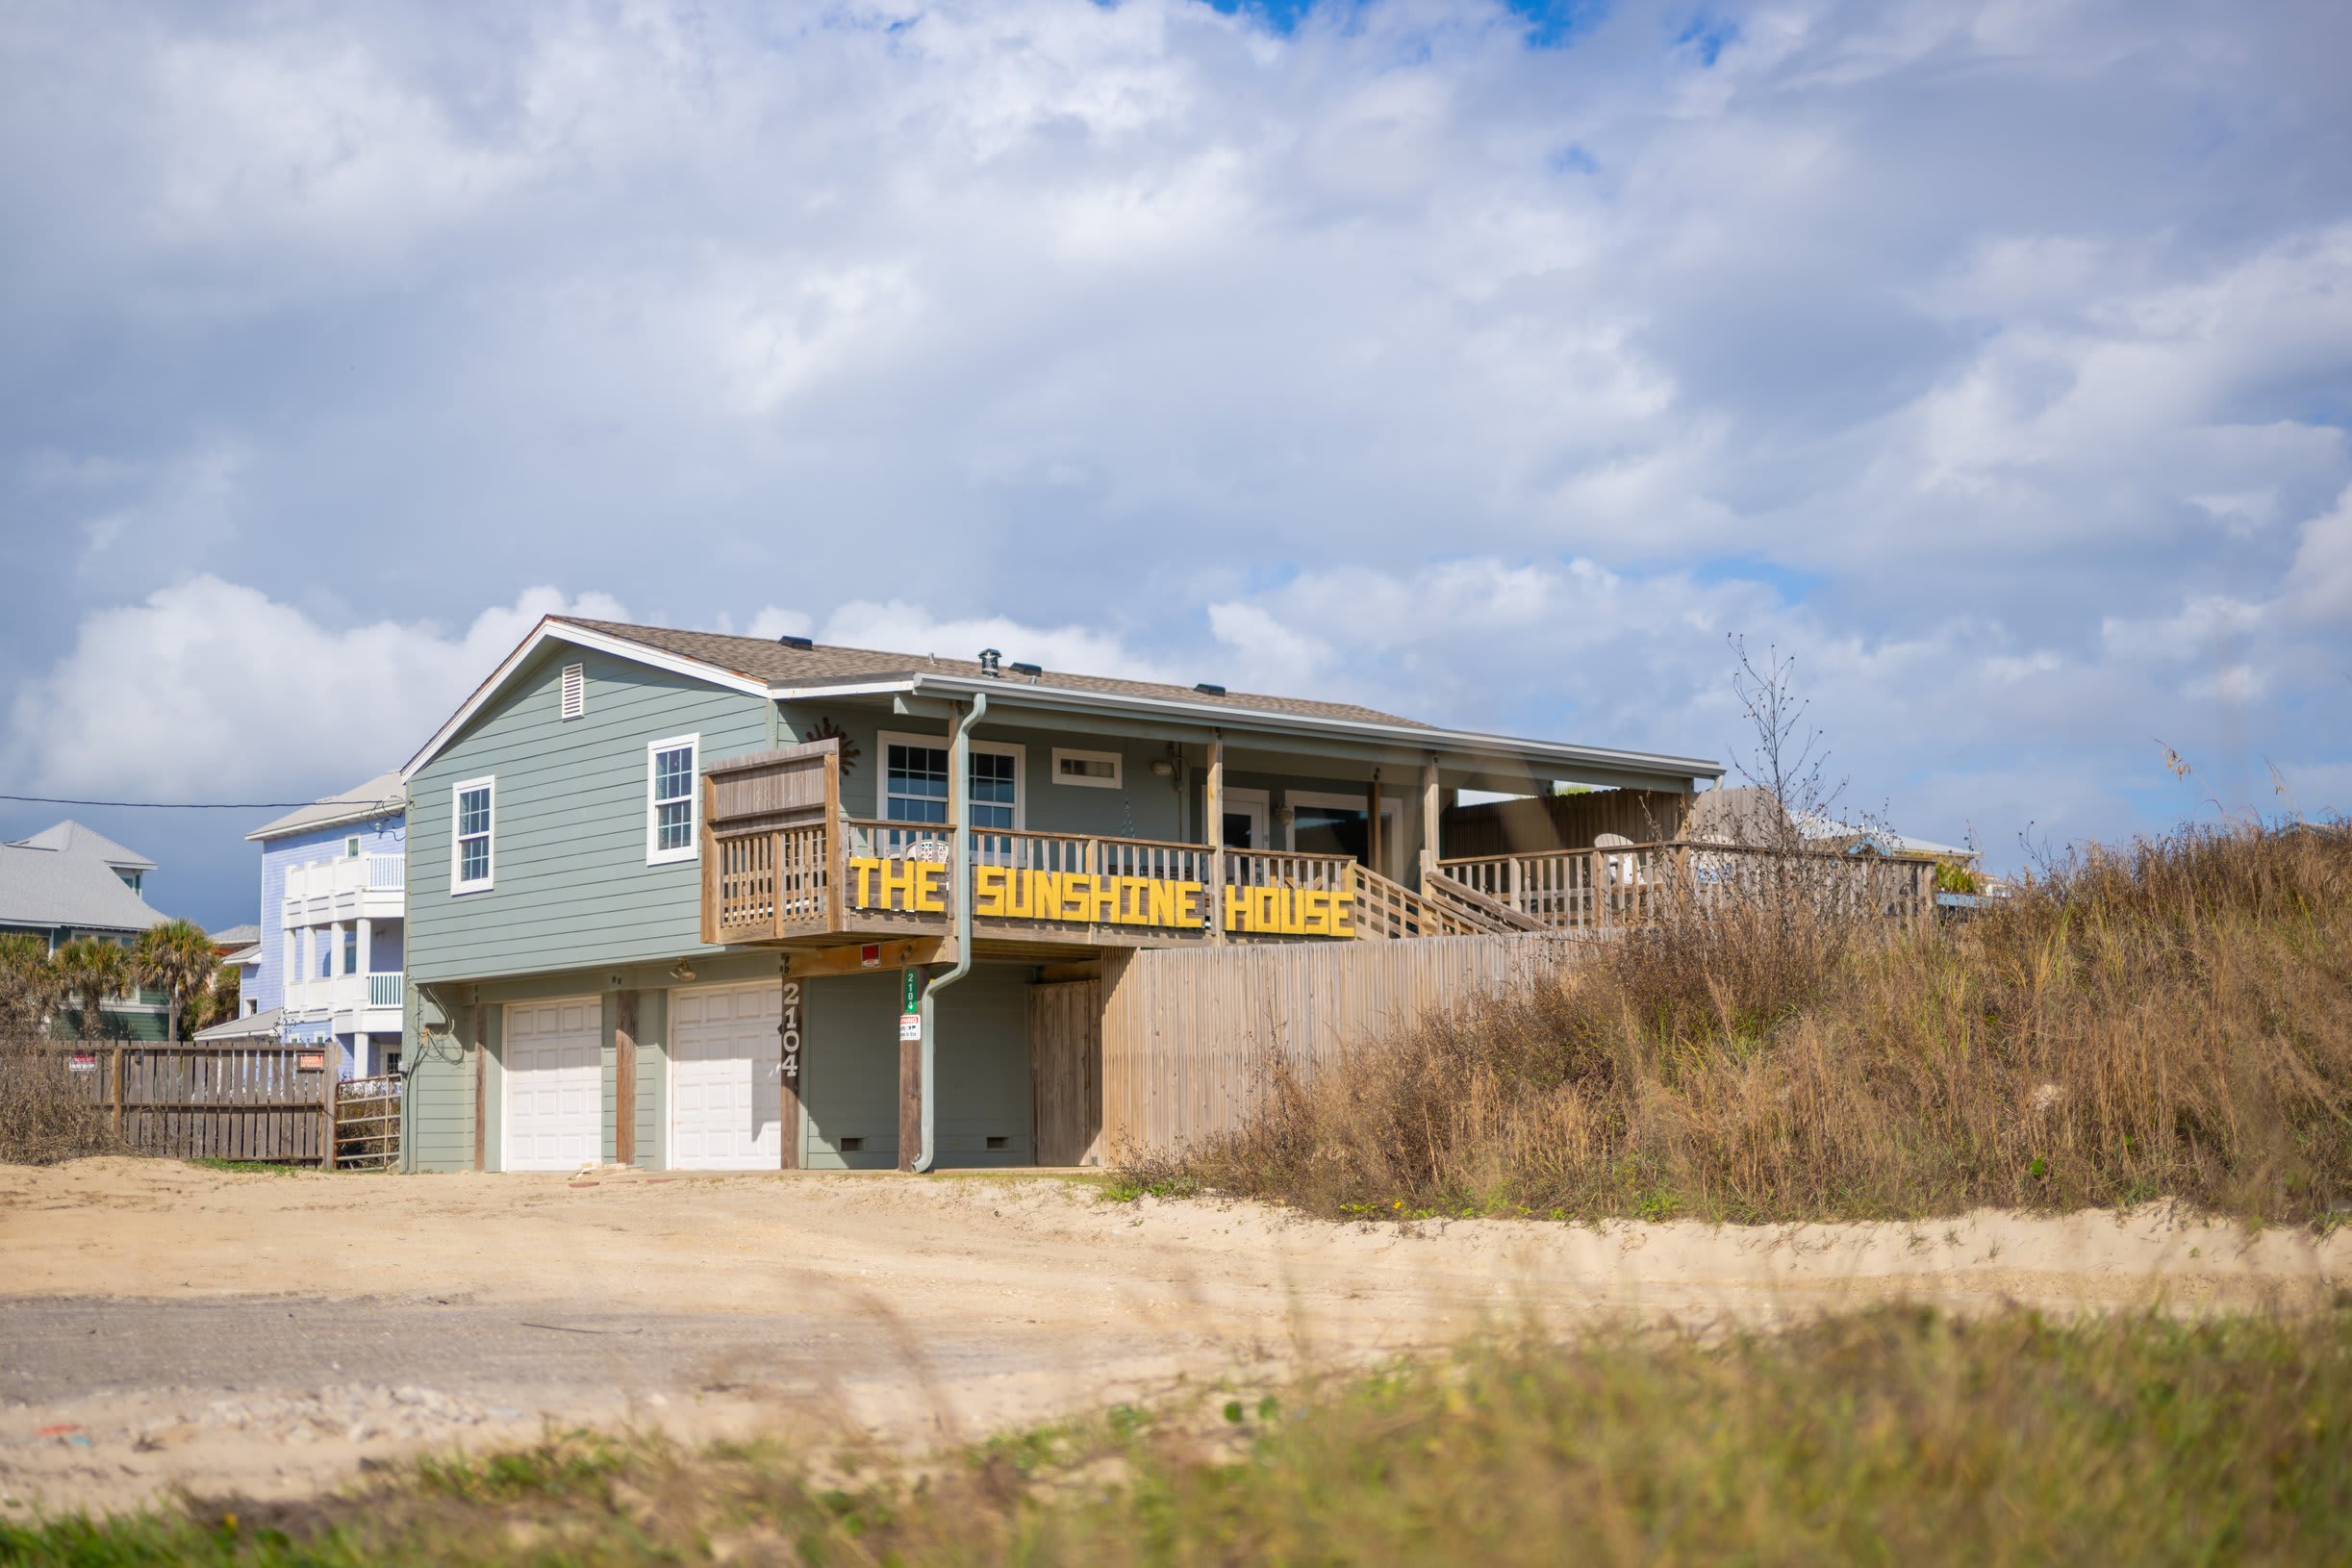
[1100,932,1589,1155]
[11,1041,352,1166]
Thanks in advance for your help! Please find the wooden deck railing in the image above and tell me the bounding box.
[1433,840,1938,933]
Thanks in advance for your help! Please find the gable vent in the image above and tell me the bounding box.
[559,663,586,721]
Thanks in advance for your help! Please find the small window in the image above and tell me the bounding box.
[345,836,361,859]
[452,777,494,893]
[646,736,699,865]
[1052,748,1122,789]
[560,663,586,721]
[342,928,358,974]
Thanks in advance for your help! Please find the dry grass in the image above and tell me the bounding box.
[9,1305,2351,1565]
[1129,822,2352,1225]
[0,1042,124,1166]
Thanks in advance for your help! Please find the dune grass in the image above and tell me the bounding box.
[1123,822,2352,1226]
[6,1304,2349,1566]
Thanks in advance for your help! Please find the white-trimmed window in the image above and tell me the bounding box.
[878,731,1024,829]
[452,776,495,893]
[647,735,700,864]
[1051,747,1122,789]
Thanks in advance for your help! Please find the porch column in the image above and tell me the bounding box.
[1365,769,1382,879]
[356,918,372,986]
[1420,755,1442,886]
[1205,732,1225,945]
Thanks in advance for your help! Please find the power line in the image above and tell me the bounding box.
[2,793,399,811]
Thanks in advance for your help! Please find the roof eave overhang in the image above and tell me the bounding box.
[245,799,406,843]
[402,619,1722,791]
[775,671,1724,789]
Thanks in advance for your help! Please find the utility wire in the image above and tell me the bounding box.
[2,793,400,811]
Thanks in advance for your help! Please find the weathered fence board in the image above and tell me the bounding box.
[9,1042,345,1165]
[1100,932,1589,1156]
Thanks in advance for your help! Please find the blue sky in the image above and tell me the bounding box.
[2,0,2348,929]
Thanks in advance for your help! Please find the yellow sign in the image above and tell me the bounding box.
[846,858,1353,938]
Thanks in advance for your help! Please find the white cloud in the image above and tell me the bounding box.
[2,0,2348,860]
[6,578,626,797]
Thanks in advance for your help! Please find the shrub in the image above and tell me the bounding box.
[1131,822,2352,1224]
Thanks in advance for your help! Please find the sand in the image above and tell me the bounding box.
[2,1157,2344,1514]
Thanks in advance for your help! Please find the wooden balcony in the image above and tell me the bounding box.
[701,742,1487,955]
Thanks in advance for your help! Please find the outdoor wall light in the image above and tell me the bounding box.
[1150,759,1176,777]
[669,958,697,982]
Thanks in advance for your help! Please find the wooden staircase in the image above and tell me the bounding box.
[1346,863,1519,940]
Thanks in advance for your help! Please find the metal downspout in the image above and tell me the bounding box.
[913,691,987,1173]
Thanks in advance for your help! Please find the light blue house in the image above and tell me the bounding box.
[201,774,407,1077]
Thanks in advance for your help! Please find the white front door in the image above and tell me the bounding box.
[504,998,601,1172]
[670,981,785,1171]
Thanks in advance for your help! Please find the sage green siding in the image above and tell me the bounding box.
[407,646,771,985]
[798,964,1031,1170]
[405,988,474,1173]
[801,972,898,1170]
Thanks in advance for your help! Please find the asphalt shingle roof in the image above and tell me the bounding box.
[558,619,1429,729]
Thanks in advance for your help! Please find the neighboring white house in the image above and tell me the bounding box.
[197,773,407,1076]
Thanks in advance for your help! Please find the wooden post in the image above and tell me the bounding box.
[1205,733,1226,945]
[1594,849,1610,930]
[898,969,922,1173]
[109,1047,124,1139]
[614,990,638,1168]
[320,1040,340,1172]
[699,774,720,945]
[822,747,845,934]
[1419,756,1442,887]
[1365,770,1382,879]
[779,974,803,1171]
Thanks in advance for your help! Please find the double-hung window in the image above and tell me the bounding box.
[879,732,1023,831]
[646,735,699,864]
[452,777,494,893]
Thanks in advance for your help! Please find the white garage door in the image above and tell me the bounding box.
[671,981,784,1171]
[504,998,601,1172]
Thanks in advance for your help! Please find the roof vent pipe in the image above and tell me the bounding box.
[978,647,1001,678]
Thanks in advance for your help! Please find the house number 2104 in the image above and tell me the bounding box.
[779,980,802,1081]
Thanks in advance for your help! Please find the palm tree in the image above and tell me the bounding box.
[133,920,219,1043]
[0,932,60,1039]
[53,937,133,1040]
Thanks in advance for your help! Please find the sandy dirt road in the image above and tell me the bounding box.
[3,1157,2345,1514]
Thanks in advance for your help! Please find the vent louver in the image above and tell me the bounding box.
[560,663,586,721]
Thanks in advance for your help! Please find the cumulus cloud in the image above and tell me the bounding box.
[6,578,626,797]
[1,0,2348,883]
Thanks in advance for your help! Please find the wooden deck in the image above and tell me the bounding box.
[700,743,1937,958]
[701,742,1487,953]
